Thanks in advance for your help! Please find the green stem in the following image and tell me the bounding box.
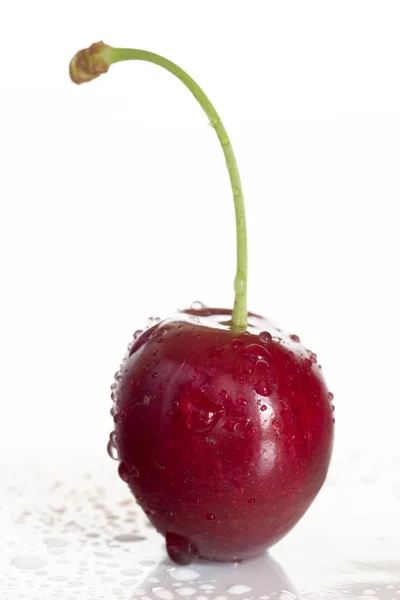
[70,42,248,330]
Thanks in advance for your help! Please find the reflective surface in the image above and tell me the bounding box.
[1,451,400,600]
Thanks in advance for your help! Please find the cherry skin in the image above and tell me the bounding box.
[112,307,334,563]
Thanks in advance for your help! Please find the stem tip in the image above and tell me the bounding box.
[69,41,112,84]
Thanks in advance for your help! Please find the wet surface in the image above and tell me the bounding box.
[1,451,399,600]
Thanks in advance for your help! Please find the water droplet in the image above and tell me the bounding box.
[290,334,300,343]
[134,329,143,339]
[190,301,205,310]
[146,317,156,327]
[206,512,216,521]
[248,498,256,504]
[272,419,279,429]
[304,358,312,370]
[259,331,272,344]
[165,531,200,568]
[328,392,334,400]
[199,586,216,591]
[309,352,318,363]
[180,390,222,433]
[227,585,252,595]
[118,462,129,482]
[231,339,244,350]
[157,337,165,344]
[107,432,119,460]
[153,589,175,600]
[114,533,145,542]
[362,591,376,596]
[241,344,270,363]
[254,382,272,397]
[11,556,47,570]
[169,564,201,580]
[260,405,267,412]
[177,588,197,596]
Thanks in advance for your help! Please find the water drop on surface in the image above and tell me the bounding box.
[254,382,272,397]
[260,405,267,412]
[118,462,130,482]
[232,339,244,349]
[177,588,197,596]
[328,392,334,400]
[153,589,175,600]
[241,344,270,363]
[259,331,272,344]
[199,586,216,591]
[206,512,216,521]
[290,334,300,343]
[227,585,252,595]
[169,566,201,581]
[180,390,222,433]
[11,556,47,570]
[190,301,205,310]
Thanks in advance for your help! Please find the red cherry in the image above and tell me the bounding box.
[112,308,333,562]
[69,42,334,564]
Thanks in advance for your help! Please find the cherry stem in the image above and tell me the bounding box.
[70,42,248,331]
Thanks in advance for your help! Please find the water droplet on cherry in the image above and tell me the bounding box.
[107,432,118,460]
[254,382,272,397]
[290,334,300,343]
[231,339,244,349]
[166,532,198,565]
[328,392,334,401]
[180,390,222,433]
[118,462,129,482]
[134,330,143,339]
[206,512,216,521]
[259,331,272,344]
[260,405,267,412]
[241,344,270,363]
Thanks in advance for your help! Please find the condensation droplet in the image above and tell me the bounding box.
[169,566,201,581]
[118,462,130,482]
[227,585,252,595]
[11,556,47,570]
[328,392,334,401]
[290,334,300,343]
[176,588,197,596]
[190,301,205,310]
[107,432,119,460]
[231,339,244,350]
[199,585,216,591]
[153,588,175,600]
[254,382,272,397]
[180,390,222,433]
[166,533,198,566]
[259,331,272,344]
[206,512,216,521]
[241,344,270,364]
[260,405,267,412]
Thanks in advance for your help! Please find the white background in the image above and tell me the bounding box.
[0,1,399,465]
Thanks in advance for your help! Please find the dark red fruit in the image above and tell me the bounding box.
[112,307,334,562]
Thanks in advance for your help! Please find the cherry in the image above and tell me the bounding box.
[70,42,334,563]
